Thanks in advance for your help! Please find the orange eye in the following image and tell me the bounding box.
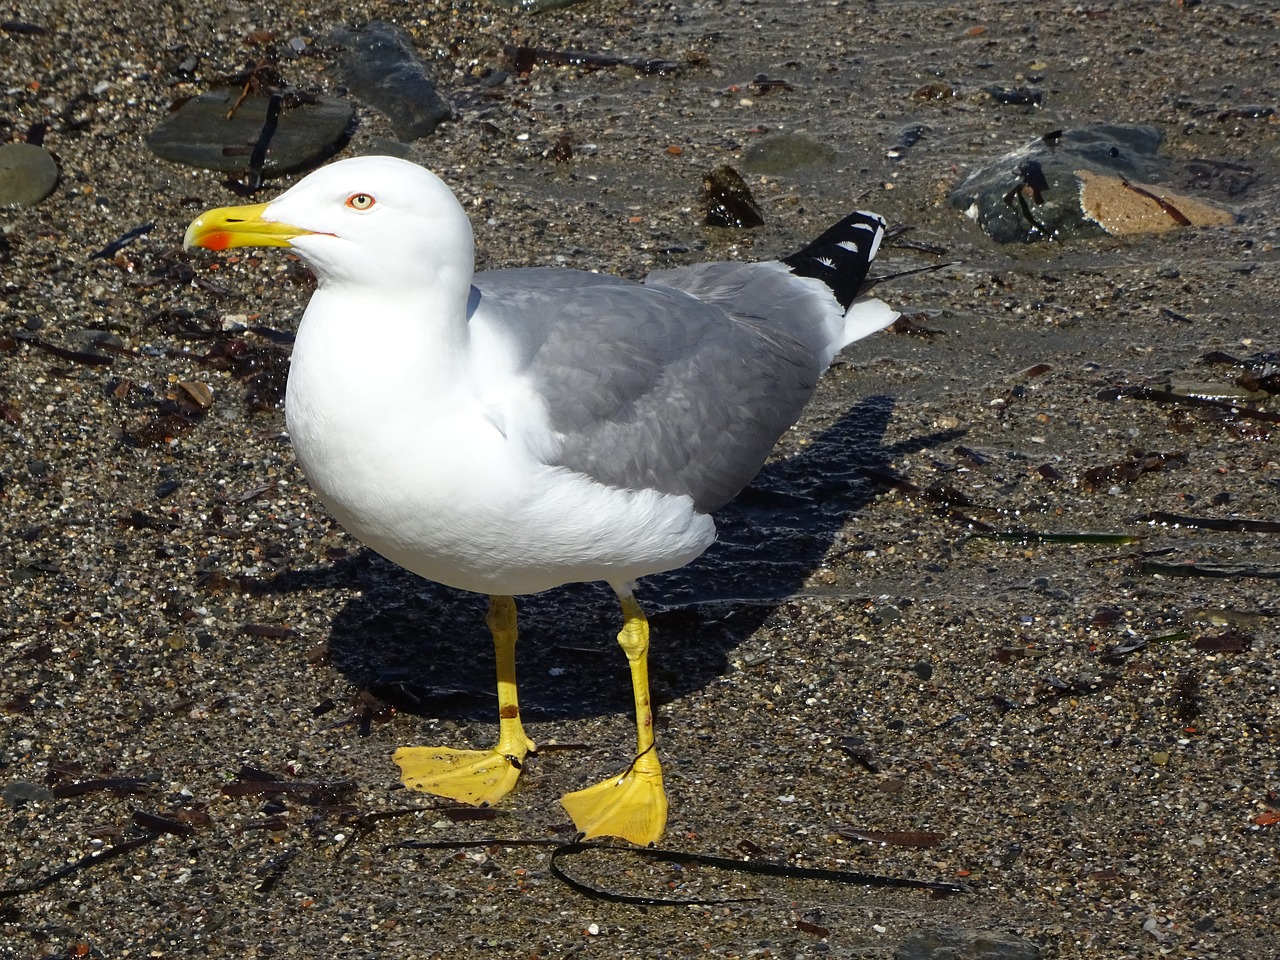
[346,193,375,210]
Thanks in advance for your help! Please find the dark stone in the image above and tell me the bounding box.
[330,21,452,141]
[703,165,764,229]
[984,84,1044,107]
[2,780,55,807]
[147,91,355,175]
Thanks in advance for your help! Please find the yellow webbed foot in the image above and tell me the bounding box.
[394,595,536,808]
[560,591,669,845]
[560,749,668,845]
[394,735,534,807]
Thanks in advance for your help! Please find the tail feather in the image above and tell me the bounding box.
[782,211,887,310]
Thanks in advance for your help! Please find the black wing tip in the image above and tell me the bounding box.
[781,210,888,310]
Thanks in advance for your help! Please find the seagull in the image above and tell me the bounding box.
[184,155,897,845]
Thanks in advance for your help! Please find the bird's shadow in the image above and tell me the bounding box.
[264,395,959,723]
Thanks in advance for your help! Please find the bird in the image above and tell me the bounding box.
[184,154,897,845]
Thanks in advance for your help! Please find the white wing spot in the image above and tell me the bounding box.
[815,255,837,270]
[836,239,861,253]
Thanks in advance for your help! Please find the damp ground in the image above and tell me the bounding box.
[1,2,1278,957]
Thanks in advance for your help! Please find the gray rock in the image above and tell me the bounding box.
[358,137,419,161]
[742,133,837,176]
[949,124,1167,243]
[147,90,355,175]
[895,928,1041,960]
[330,21,452,141]
[0,143,58,207]
[2,780,55,807]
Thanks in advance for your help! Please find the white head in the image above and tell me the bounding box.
[185,155,476,295]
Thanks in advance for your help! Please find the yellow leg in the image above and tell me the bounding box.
[560,593,668,845]
[393,595,536,806]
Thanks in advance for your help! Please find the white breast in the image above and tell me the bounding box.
[284,291,716,596]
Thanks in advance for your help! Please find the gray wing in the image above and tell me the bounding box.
[471,264,839,513]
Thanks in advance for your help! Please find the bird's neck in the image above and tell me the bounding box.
[290,279,477,415]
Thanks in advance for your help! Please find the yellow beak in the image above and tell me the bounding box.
[183,202,314,252]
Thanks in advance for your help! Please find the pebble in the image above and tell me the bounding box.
[0,142,58,207]
[741,132,837,176]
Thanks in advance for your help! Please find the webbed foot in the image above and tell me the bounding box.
[395,735,534,807]
[560,747,667,845]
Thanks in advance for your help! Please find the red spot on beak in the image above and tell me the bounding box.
[201,231,232,252]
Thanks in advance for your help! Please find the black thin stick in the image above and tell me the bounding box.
[246,93,283,191]
[388,837,964,905]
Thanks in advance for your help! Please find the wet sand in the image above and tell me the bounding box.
[2,1,1278,957]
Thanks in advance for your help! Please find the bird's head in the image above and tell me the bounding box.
[184,155,476,293]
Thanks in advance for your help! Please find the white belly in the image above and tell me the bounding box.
[285,348,715,595]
